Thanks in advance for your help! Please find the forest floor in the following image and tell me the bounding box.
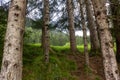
[0,44,118,80]
[67,53,105,80]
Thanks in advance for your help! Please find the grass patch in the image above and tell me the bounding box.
[51,44,91,53]
[23,44,77,80]
[23,44,42,64]
[51,45,70,53]
[84,64,92,75]
[0,43,113,80]
[77,44,91,53]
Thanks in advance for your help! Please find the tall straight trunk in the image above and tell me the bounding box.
[91,0,120,80]
[85,0,100,52]
[79,0,89,66]
[67,0,77,53]
[0,0,27,80]
[43,0,50,63]
[109,0,120,62]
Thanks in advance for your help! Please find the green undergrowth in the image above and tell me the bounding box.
[23,44,77,80]
[0,43,106,80]
[84,65,92,75]
[51,44,90,53]
[51,46,70,53]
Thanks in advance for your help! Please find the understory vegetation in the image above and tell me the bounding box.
[0,43,100,80]
[23,44,87,80]
[0,26,114,80]
[1,0,120,79]
[0,41,110,80]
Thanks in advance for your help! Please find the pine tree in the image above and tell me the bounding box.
[78,0,89,66]
[85,0,100,53]
[42,0,50,63]
[0,0,27,80]
[91,0,120,79]
[67,0,77,53]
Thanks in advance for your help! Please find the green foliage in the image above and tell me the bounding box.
[26,18,55,30]
[76,36,84,45]
[0,6,7,45]
[51,44,91,53]
[32,56,76,80]
[0,6,8,25]
[0,6,7,69]
[24,27,42,44]
[77,45,84,53]
[64,42,70,46]
[23,44,77,80]
[51,46,70,53]
[84,65,92,74]
[0,25,6,44]
[94,76,101,80]
[77,44,90,53]
[50,31,69,46]
[24,28,85,46]
[23,44,42,64]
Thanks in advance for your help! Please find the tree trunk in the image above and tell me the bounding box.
[43,0,50,63]
[0,0,27,80]
[85,0,100,53]
[79,0,89,66]
[109,0,120,62]
[67,0,77,53]
[91,0,120,80]
[116,35,120,62]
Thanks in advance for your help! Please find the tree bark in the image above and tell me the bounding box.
[0,0,27,80]
[79,0,89,66]
[116,35,120,62]
[85,0,100,53]
[43,0,50,63]
[109,0,120,62]
[67,0,77,53]
[91,0,120,80]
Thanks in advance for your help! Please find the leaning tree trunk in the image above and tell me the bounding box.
[67,0,77,53]
[85,0,100,53]
[91,0,120,80]
[109,0,120,62]
[79,0,89,66]
[0,0,27,80]
[43,0,50,63]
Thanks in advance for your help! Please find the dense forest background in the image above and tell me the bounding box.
[0,0,120,80]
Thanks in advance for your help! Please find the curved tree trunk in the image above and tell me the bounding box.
[67,0,77,53]
[91,0,120,80]
[43,0,50,63]
[85,0,100,53]
[0,0,27,80]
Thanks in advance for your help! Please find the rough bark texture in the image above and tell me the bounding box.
[85,0,100,52]
[79,0,89,66]
[0,0,27,80]
[67,0,77,53]
[43,0,50,63]
[91,0,120,80]
[110,0,120,62]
